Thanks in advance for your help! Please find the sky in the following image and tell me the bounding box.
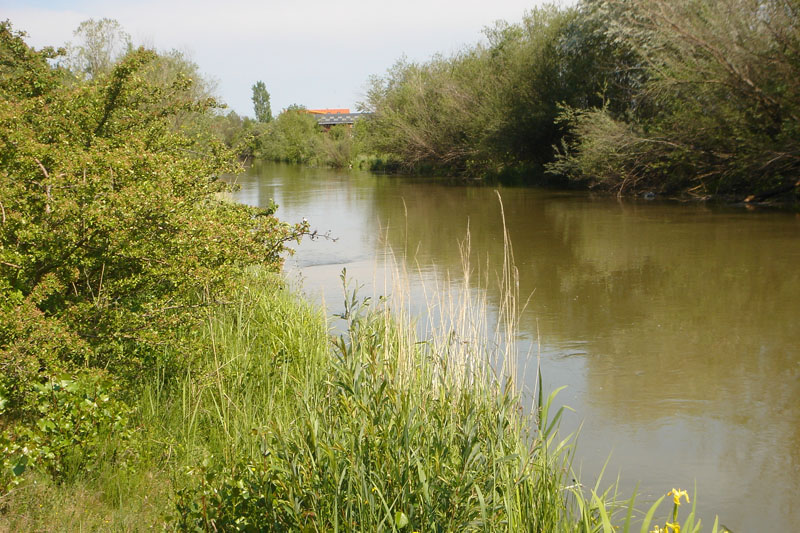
[2,0,559,117]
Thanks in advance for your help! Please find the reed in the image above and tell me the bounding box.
[0,202,726,532]
[170,198,617,531]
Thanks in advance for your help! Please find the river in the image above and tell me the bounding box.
[229,161,799,533]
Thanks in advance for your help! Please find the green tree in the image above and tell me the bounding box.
[0,21,308,410]
[551,0,800,197]
[360,5,611,179]
[251,80,272,122]
[63,18,131,79]
[256,105,320,163]
[61,20,223,139]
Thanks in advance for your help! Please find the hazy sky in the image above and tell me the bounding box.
[2,0,562,117]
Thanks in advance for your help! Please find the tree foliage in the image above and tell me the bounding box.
[550,0,800,197]
[0,21,307,420]
[63,18,131,80]
[360,5,613,178]
[247,106,357,167]
[251,80,272,123]
[359,0,799,197]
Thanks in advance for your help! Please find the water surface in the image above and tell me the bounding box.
[230,161,799,532]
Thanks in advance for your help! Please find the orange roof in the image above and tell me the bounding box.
[306,108,350,114]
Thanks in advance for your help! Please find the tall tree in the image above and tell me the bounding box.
[251,80,272,122]
[64,18,130,79]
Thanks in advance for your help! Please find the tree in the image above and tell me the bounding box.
[552,0,800,197]
[359,5,612,178]
[251,80,272,122]
[64,18,130,79]
[0,21,308,402]
[257,106,320,163]
[143,48,218,103]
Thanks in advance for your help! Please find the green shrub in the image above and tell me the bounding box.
[1,371,135,491]
[552,0,800,197]
[0,21,308,379]
[0,20,308,500]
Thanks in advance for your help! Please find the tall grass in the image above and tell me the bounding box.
[169,281,579,530]
[0,201,727,531]
[168,195,620,531]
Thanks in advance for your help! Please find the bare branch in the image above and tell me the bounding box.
[33,157,53,214]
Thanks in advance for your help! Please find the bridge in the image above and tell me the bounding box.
[306,109,372,129]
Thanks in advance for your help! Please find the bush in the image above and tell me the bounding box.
[0,21,307,377]
[1,371,135,491]
[0,20,308,494]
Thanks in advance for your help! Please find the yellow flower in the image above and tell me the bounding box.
[668,488,690,506]
[665,522,681,533]
[650,526,664,533]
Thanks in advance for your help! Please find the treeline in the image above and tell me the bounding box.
[222,105,366,168]
[360,0,800,199]
[58,3,800,200]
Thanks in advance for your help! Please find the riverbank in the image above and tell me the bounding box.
[0,267,717,531]
[365,164,800,208]
[231,161,800,532]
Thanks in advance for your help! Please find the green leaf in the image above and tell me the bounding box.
[11,456,28,477]
[640,495,666,533]
[394,511,409,529]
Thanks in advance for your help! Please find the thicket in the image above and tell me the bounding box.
[359,5,628,181]
[361,0,800,199]
[0,20,306,491]
[551,0,800,198]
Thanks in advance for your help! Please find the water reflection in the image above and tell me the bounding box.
[230,161,800,532]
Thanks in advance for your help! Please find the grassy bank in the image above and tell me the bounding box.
[1,262,724,532]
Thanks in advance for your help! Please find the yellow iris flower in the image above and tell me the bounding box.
[668,488,690,506]
[665,522,681,533]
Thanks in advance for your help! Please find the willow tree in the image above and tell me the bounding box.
[551,0,800,197]
[360,5,615,178]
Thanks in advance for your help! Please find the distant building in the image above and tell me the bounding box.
[306,108,372,130]
[307,108,351,115]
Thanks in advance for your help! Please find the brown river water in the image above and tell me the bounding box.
[230,161,800,532]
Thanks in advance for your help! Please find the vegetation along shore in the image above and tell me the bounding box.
[225,0,799,203]
[1,0,782,528]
